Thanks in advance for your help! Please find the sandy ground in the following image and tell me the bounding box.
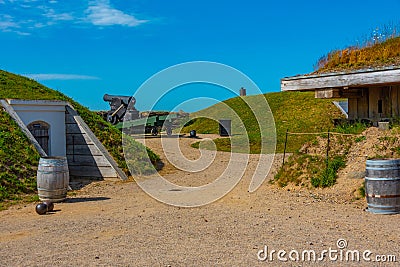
[1,134,399,266]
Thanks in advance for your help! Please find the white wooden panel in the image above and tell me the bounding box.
[281,67,400,91]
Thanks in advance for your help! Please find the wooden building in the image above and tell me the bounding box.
[281,66,400,123]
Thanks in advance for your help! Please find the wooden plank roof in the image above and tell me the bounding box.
[281,66,400,91]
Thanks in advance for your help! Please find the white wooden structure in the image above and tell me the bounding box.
[1,99,127,180]
[281,66,400,122]
[6,99,67,156]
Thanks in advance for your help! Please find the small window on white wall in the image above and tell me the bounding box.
[28,121,50,155]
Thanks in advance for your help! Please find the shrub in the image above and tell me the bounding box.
[311,156,346,188]
[359,184,366,198]
[355,135,366,143]
[334,121,367,135]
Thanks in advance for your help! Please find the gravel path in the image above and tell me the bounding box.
[1,134,399,266]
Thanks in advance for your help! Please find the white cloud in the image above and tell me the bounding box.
[0,14,17,29]
[0,0,149,35]
[23,74,101,81]
[43,8,74,22]
[14,30,30,35]
[0,20,17,30]
[0,14,30,35]
[86,0,147,27]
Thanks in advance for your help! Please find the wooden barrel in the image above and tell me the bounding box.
[365,159,400,214]
[37,157,69,202]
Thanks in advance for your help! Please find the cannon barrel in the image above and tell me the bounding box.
[103,94,135,105]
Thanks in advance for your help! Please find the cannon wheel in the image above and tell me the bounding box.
[151,127,158,136]
[106,112,118,125]
[166,127,172,136]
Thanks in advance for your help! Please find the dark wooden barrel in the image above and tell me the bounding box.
[37,157,69,203]
[365,159,400,214]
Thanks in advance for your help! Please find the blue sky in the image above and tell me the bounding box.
[1,0,399,112]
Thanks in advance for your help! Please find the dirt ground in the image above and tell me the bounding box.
[1,133,399,266]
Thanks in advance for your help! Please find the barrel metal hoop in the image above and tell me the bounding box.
[367,204,400,209]
[366,167,400,170]
[367,194,400,198]
[37,187,67,191]
[37,171,69,175]
[365,176,400,181]
[366,159,400,164]
[366,208,400,214]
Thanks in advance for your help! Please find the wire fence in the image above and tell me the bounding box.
[277,127,400,188]
[276,129,368,187]
[282,129,363,165]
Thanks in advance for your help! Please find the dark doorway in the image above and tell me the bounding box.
[378,99,383,114]
[28,121,50,155]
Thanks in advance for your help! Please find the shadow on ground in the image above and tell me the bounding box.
[65,197,111,203]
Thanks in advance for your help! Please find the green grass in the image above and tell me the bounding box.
[273,129,358,188]
[0,111,39,202]
[273,153,323,187]
[0,69,159,203]
[273,149,348,189]
[333,121,367,135]
[359,184,366,198]
[182,91,344,153]
[310,156,346,188]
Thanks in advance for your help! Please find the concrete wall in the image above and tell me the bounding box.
[7,99,67,156]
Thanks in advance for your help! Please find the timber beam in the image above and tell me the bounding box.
[281,67,400,91]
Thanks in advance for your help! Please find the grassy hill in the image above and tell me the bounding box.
[0,110,39,203]
[182,91,345,153]
[0,70,159,205]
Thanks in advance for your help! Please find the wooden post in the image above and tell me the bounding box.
[326,129,330,170]
[282,129,289,166]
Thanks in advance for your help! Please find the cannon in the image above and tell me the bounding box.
[103,94,189,136]
[103,94,139,125]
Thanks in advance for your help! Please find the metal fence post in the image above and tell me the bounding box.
[283,129,289,166]
[326,129,330,170]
